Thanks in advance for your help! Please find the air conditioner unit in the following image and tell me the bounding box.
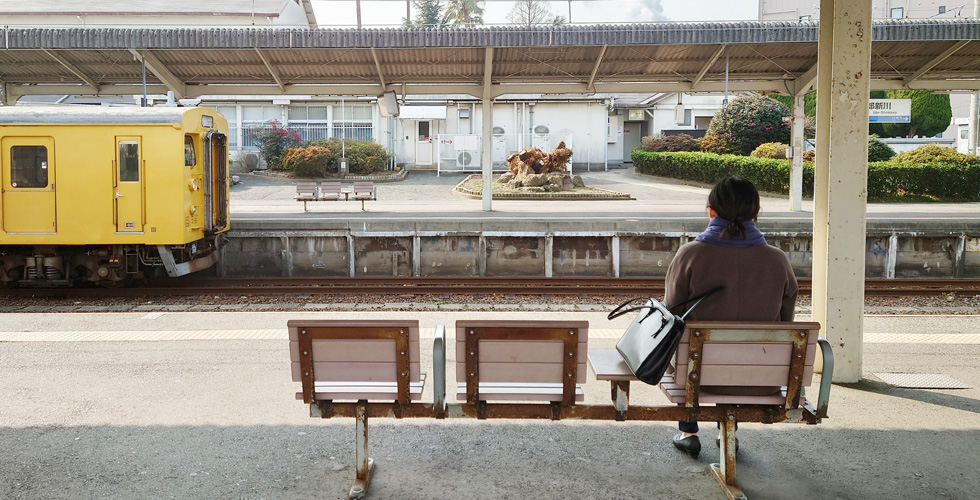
[458,151,474,166]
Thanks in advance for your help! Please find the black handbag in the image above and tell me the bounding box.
[607,286,723,385]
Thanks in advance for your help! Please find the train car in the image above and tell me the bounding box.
[0,106,229,286]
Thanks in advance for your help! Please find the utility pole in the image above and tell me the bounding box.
[971,0,980,154]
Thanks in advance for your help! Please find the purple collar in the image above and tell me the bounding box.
[695,217,767,249]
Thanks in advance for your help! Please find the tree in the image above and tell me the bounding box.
[402,0,448,28]
[881,90,952,138]
[506,0,566,28]
[445,0,484,26]
[706,94,791,155]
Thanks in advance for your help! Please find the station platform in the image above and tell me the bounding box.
[0,309,977,499]
[222,169,980,280]
[230,168,980,228]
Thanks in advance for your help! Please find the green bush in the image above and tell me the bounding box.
[867,135,895,162]
[631,149,980,201]
[641,133,700,152]
[706,94,791,155]
[891,144,979,165]
[750,142,788,159]
[308,137,392,175]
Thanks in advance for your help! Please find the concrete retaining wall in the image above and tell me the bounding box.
[221,221,980,279]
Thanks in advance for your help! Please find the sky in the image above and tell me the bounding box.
[310,0,760,28]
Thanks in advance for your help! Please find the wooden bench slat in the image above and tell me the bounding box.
[290,339,421,362]
[456,382,585,402]
[291,362,422,382]
[296,374,427,401]
[659,376,797,405]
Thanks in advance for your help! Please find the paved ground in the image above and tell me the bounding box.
[1,310,978,499]
[229,168,980,222]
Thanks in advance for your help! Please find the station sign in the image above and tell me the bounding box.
[869,99,911,123]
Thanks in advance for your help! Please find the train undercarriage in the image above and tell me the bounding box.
[0,236,224,287]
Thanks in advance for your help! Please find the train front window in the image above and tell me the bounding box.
[184,135,196,167]
[9,145,48,188]
[118,142,140,182]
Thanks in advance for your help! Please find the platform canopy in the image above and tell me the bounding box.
[2,19,980,102]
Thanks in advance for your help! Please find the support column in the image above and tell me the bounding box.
[481,47,494,212]
[790,93,805,212]
[813,0,871,383]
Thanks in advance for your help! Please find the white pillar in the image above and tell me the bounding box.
[790,92,805,212]
[813,0,872,383]
[481,47,494,212]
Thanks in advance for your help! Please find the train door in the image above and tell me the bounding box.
[201,130,228,233]
[415,121,433,165]
[1,137,57,234]
[114,136,144,232]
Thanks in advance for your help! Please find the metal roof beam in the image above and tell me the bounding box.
[254,48,285,92]
[587,45,608,93]
[42,49,100,92]
[792,62,818,95]
[691,45,726,90]
[902,40,970,86]
[482,46,494,98]
[371,48,387,89]
[128,49,186,99]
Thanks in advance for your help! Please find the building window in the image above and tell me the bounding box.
[799,15,811,22]
[215,105,238,148]
[681,109,692,126]
[333,104,373,142]
[288,105,330,142]
[961,129,969,139]
[939,6,946,14]
[890,7,904,19]
[241,106,281,149]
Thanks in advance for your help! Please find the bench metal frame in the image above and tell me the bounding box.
[299,321,834,500]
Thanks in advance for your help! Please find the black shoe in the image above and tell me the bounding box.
[716,436,740,452]
[672,433,701,459]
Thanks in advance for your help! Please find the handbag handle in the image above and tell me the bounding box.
[607,285,724,321]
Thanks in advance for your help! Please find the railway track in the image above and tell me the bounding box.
[3,277,979,298]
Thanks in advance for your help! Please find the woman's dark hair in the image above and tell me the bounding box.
[707,176,761,239]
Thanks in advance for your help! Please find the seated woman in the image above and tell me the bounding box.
[665,176,798,459]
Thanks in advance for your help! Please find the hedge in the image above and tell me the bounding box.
[631,150,980,201]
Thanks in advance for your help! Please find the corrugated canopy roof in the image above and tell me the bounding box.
[1,20,979,104]
[0,0,294,16]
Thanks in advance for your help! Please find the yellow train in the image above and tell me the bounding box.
[0,106,229,286]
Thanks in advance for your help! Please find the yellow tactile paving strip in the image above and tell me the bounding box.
[0,329,977,344]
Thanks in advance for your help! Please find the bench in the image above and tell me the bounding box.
[287,319,428,499]
[295,181,343,212]
[291,318,833,500]
[588,321,831,499]
[351,181,376,211]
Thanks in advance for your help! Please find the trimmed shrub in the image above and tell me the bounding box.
[867,135,896,162]
[308,137,391,175]
[282,145,333,177]
[641,133,700,152]
[750,142,788,159]
[697,133,738,154]
[706,94,791,155]
[631,149,980,201]
[891,144,979,165]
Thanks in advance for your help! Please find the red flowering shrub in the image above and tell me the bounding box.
[706,94,791,155]
[249,121,302,170]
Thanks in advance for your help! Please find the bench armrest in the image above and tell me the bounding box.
[433,325,446,414]
[816,337,834,419]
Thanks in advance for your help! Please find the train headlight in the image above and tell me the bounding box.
[191,243,198,254]
[189,180,198,191]
[202,115,214,129]
[189,206,197,215]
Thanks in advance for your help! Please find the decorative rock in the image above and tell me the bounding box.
[572,175,585,187]
[506,179,523,188]
[562,178,576,191]
[546,173,565,186]
[524,186,546,193]
[544,183,563,192]
[498,172,514,183]
[523,173,548,187]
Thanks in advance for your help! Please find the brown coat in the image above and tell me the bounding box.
[664,241,798,322]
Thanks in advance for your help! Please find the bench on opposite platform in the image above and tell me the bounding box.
[295,181,343,212]
[351,181,376,211]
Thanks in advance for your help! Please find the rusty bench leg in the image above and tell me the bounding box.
[349,401,375,500]
[710,411,747,500]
